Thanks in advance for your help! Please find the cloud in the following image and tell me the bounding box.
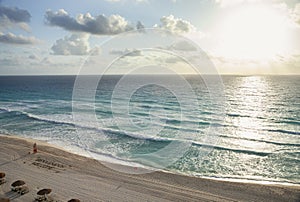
[271,53,300,68]
[165,56,182,63]
[0,57,22,66]
[28,54,39,60]
[45,9,134,35]
[109,48,143,57]
[51,34,95,55]
[169,41,197,51]
[0,6,31,23]
[0,5,40,45]
[155,41,198,53]
[126,49,142,57]
[41,57,53,65]
[293,3,300,24]
[268,2,300,26]
[0,32,39,44]
[0,5,31,31]
[274,2,300,26]
[136,21,145,32]
[154,15,195,34]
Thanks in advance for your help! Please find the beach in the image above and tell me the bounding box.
[0,135,299,202]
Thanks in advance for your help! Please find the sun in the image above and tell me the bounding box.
[215,4,289,61]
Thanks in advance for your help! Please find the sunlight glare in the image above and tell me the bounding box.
[216,5,289,61]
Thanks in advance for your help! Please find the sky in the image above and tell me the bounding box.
[0,0,300,75]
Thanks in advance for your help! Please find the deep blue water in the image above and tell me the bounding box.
[0,75,299,184]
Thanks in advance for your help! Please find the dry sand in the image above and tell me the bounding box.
[0,135,299,202]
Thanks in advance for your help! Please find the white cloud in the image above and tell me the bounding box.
[0,57,22,66]
[293,3,300,24]
[45,9,134,35]
[0,32,39,44]
[169,40,197,51]
[165,56,182,63]
[51,34,95,55]
[154,15,196,34]
[0,17,30,32]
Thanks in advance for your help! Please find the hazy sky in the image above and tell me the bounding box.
[0,0,299,75]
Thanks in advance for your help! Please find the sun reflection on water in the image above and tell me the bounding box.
[227,76,274,150]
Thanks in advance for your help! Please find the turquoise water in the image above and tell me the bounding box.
[0,75,299,184]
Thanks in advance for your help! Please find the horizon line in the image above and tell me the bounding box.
[0,74,299,76]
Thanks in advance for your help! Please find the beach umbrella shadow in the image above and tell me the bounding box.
[68,199,80,202]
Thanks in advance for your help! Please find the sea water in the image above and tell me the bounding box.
[0,75,299,184]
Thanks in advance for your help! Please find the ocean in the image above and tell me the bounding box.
[0,75,299,184]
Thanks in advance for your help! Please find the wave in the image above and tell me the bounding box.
[0,107,75,126]
[1,106,297,139]
[193,174,300,186]
[267,129,300,136]
[275,120,300,126]
[226,113,251,118]
[0,107,174,142]
[1,107,298,158]
[0,108,272,157]
[217,134,300,147]
[191,142,271,157]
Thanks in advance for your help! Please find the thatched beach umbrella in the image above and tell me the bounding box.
[0,172,5,178]
[68,199,80,202]
[37,188,52,197]
[11,180,25,187]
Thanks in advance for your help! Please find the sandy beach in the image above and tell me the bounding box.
[0,135,299,202]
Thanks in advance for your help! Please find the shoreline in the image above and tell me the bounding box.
[3,133,299,187]
[0,134,299,201]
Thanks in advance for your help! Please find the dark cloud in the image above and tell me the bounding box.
[45,9,134,35]
[0,6,31,23]
[0,4,39,46]
[136,21,145,32]
[0,32,39,44]
[0,5,31,31]
[28,54,38,60]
